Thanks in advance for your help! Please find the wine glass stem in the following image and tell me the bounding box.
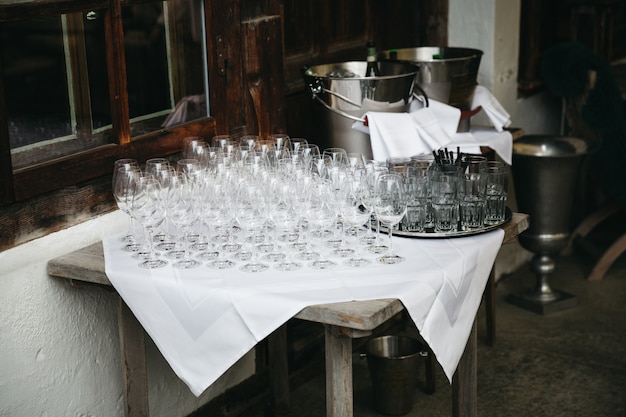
[145,226,157,260]
[387,226,394,254]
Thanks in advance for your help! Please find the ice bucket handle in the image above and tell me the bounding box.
[305,76,429,123]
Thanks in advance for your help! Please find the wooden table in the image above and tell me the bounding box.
[47,213,529,417]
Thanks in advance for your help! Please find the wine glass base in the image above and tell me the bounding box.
[173,259,202,269]
[198,251,220,261]
[367,244,388,254]
[275,261,303,271]
[296,251,320,261]
[235,251,253,261]
[331,248,355,258]
[165,250,185,259]
[309,259,337,270]
[240,262,269,273]
[222,242,242,252]
[123,243,142,252]
[191,242,209,251]
[344,257,371,267]
[263,252,287,262]
[289,241,308,251]
[139,259,168,269]
[155,242,177,251]
[207,259,236,269]
[359,234,378,245]
[377,254,405,265]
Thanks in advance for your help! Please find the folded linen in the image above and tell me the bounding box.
[471,85,512,132]
[353,89,513,163]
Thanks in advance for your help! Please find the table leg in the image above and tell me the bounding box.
[118,298,149,417]
[268,324,290,417]
[452,320,478,417]
[325,325,353,417]
[485,267,496,346]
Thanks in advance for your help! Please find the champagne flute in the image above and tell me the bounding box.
[373,173,407,264]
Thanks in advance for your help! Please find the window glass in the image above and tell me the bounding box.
[1,0,208,170]
[2,16,74,167]
[124,0,208,136]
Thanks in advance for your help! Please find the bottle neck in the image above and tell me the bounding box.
[367,46,376,62]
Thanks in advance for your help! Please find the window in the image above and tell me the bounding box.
[0,0,215,205]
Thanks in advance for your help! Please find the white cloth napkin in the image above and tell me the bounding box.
[103,229,504,396]
[353,94,513,164]
[471,85,512,132]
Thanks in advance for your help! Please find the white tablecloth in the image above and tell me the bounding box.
[103,229,504,396]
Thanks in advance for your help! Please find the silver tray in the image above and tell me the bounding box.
[380,207,512,239]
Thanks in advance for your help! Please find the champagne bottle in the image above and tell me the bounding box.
[365,41,381,77]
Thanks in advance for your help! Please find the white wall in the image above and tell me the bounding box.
[0,211,254,416]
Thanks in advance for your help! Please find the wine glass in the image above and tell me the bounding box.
[239,135,259,151]
[201,179,238,269]
[128,175,168,269]
[167,173,201,269]
[339,180,372,267]
[112,159,140,245]
[322,147,348,169]
[306,179,338,270]
[373,173,407,264]
[363,162,389,251]
[269,133,291,153]
[289,137,308,154]
[268,177,302,270]
[298,143,320,172]
[182,136,207,159]
[235,180,270,272]
[113,164,142,252]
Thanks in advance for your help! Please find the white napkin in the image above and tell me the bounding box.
[471,86,511,132]
[360,100,461,161]
[366,112,428,159]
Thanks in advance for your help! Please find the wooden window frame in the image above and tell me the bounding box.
[0,0,217,206]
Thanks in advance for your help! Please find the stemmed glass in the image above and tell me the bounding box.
[339,179,372,267]
[289,137,308,154]
[322,147,348,169]
[298,143,320,172]
[113,163,142,252]
[201,179,238,269]
[128,175,168,269]
[306,179,338,270]
[167,173,201,269]
[268,177,302,270]
[373,173,407,264]
[235,179,270,272]
[363,162,389,251]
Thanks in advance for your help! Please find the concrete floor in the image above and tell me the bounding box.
[286,245,626,417]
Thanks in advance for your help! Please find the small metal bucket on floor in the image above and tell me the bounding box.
[366,335,425,415]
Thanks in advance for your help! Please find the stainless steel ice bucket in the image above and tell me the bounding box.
[379,47,483,111]
[302,61,420,159]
